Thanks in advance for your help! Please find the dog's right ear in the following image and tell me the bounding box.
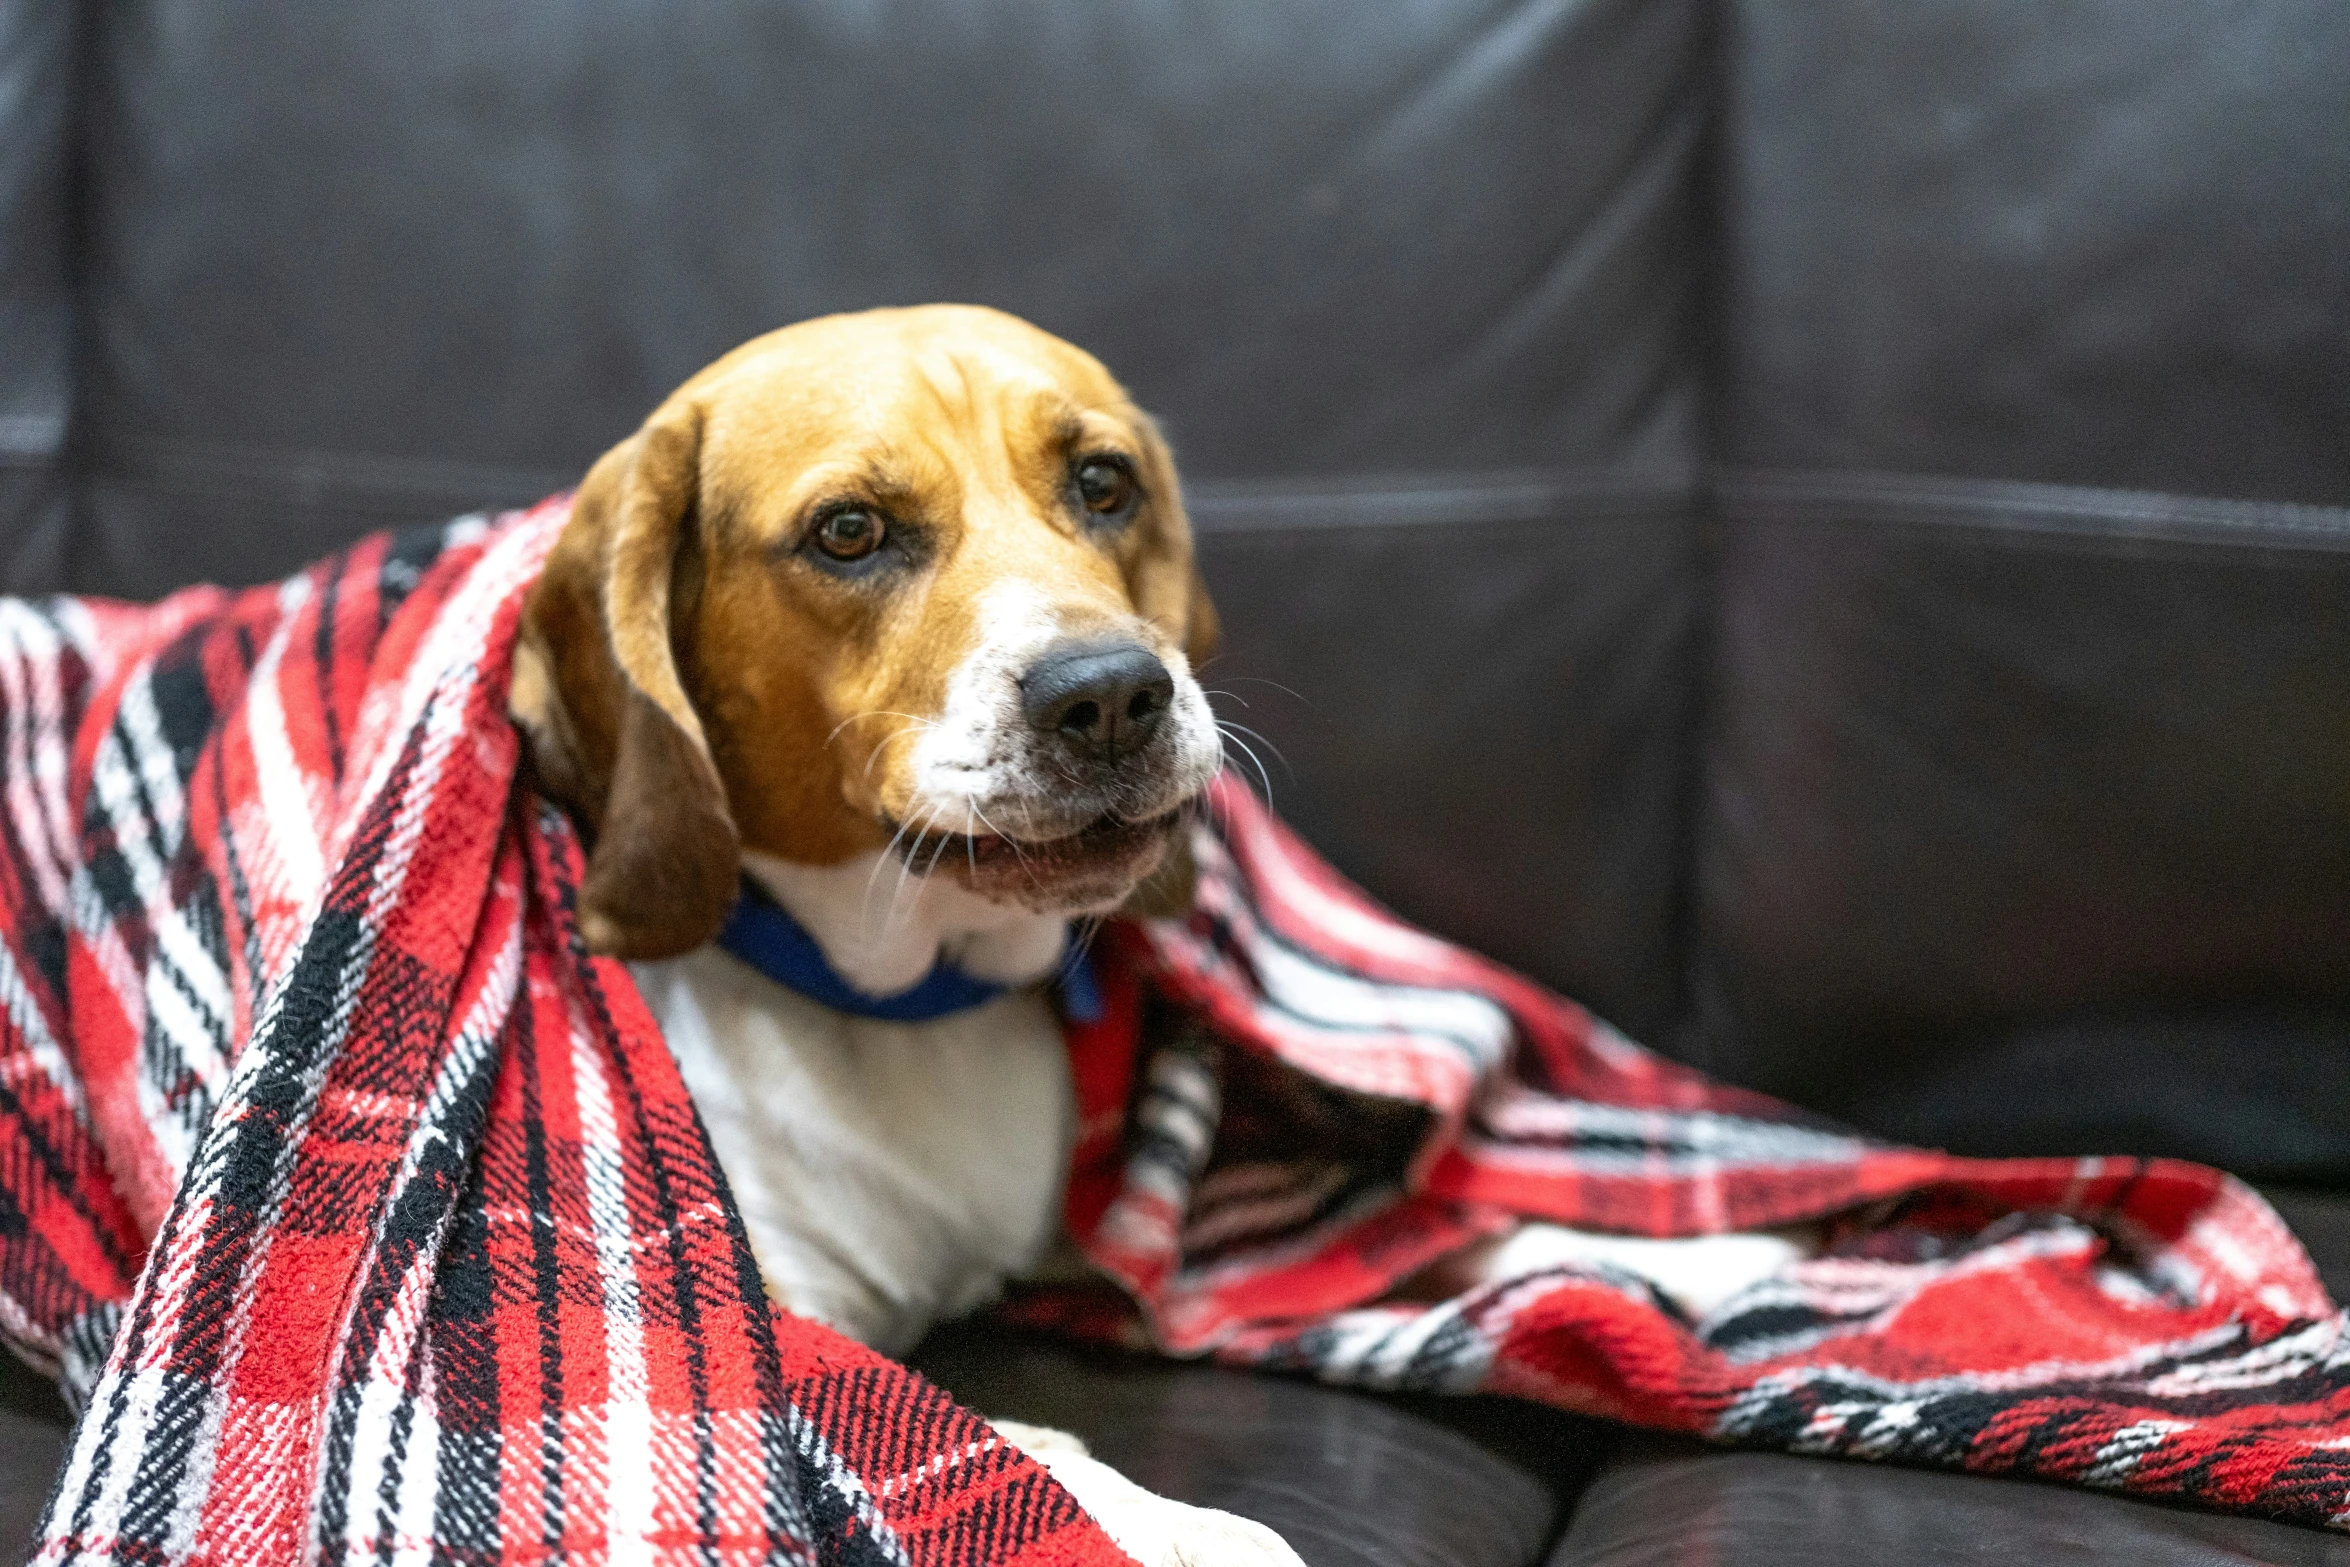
[512,399,742,959]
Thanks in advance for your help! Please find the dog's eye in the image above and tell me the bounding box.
[813,507,885,561]
[1075,457,1135,518]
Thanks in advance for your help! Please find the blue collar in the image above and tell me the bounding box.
[716,877,1103,1024]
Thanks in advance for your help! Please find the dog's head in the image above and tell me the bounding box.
[511,305,1221,959]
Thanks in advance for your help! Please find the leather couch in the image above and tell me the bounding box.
[3,2,2346,1561]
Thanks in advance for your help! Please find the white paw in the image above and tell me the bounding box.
[993,1422,1305,1566]
[1078,1482,1304,1567]
[989,1418,1095,1459]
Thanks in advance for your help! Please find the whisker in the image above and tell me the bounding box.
[1215,675,1311,707]
[968,800,1030,872]
[861,720,930,784]
[868,815,914,896]
[1063,914,1105,975]
[1215,720,1293,779]
[855,715,942,786]
[884,807,959,933]
[864,813,918,927]
[1218,726,1277,804]
[825,710,940,749]
[884,826,922,932]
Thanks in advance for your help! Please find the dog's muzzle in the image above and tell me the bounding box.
[881,634,1203,911]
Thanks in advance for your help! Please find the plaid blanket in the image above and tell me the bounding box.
[1,503,2345,1564]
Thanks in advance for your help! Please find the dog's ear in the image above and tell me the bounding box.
[1133,550,1214,919]
[1130,410,1221,673]
[1116,827,1200,921]
[514,399,741,958]
[1181,556,1220,670]
[1109,410,1217,922]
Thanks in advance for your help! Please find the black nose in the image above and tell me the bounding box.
[1019,639,1175,762]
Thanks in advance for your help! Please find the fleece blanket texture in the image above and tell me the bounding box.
[0,502,2345,1566]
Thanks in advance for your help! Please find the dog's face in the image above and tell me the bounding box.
[512,305,1221,958]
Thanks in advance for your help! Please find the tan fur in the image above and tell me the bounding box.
[511,305,1217,958]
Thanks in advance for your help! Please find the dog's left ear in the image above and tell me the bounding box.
[1180,555,1220,671]
[1129,411,1221,675]
[1116,555,1211,921]
[1117,827,1200,921]
[1117,413,1216,922]
[514,397,743,958]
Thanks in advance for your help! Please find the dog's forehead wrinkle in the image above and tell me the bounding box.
[912,346,987,426]
[906,344,1064,439]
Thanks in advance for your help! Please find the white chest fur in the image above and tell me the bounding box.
[632,947,1076,1356]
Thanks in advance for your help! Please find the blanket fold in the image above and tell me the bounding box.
[1,502,2345,1564]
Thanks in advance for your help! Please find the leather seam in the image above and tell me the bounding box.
[1715,466,2350,550]
[80,429,576,512]
[80,435,1702,533]
[1186,471,1697,533]
[0,414,67,463]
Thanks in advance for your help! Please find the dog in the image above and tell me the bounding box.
[508,304,1809,1564]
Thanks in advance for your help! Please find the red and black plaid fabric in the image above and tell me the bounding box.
[1043,783,2350,1532]
[1,501,2346,1563]
[0,504,1124,1567]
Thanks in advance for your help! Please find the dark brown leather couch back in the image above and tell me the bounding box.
[6,0,2346,1178]
[0,0,73,588]
[1696,0,2350,1171]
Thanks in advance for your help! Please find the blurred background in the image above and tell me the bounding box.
[3,0,2347,1180]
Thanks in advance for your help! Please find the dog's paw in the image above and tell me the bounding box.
[993,1422,1304,1566]
[1103,1496,1302,1567]
[989,1418,1096,1459]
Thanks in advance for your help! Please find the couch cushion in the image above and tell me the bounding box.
[1548,1190,2350,1565]
[2259,1189,2350,1306]
[909,1320,1610,1567]
[0,1351,67,1566]
[0,1318,1608,1567]
[1549,1437,2350,1566]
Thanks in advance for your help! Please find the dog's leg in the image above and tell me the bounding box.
[990,1420,1303,1567]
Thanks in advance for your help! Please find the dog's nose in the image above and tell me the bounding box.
[1019,639,1175,761]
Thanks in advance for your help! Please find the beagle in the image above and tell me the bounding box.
[509,305,1807,1565]
[508,304,1296,1565]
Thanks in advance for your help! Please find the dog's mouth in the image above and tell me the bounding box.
[882,807,1182,911]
